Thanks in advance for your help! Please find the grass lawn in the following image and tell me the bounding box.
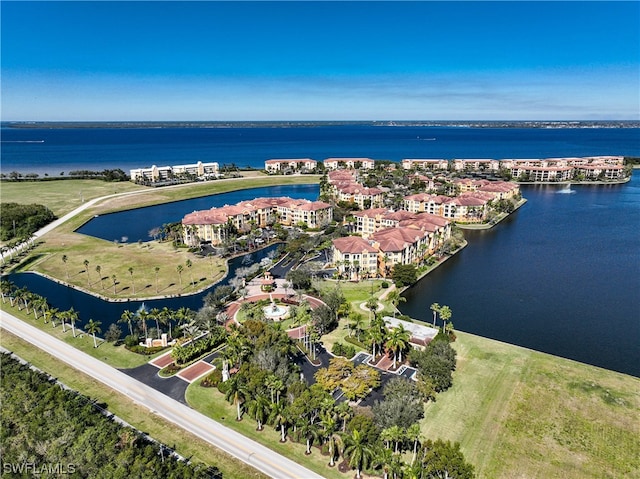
[0,179,148,217]
[89,174,321,216]
[0,330,268,479]
[314,279,394,352]
[21,234,227,300]
[185,380,350,479]
[423,331,640,479]
[0,301,160,369]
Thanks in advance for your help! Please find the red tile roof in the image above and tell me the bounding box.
[332,236,378,254]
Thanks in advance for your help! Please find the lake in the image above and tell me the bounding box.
[400,174,640,377]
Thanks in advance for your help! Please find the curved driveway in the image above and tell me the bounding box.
[1,310,324,479]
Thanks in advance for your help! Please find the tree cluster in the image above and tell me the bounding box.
[409,337,457,393]
[1,355,219,478]
[0,202,56,241]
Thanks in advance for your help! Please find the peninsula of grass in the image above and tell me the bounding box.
[0,330,268,479]
[0,174,319,218]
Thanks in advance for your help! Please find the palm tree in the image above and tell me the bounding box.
[0,280,14,304]
[83,259,90,286]
[95,265,103,289]
[85,319,102,347]
[185,259,194,287]
[365,296,379,321]
[112,275,117,294]
[43,307,59,326]
[320,411,342,467]
[387,289,406,318]
[67,307,80,337]
[31,296,48,320]
[160,307,172,339]
[137,308,149,341]
[246,392,271,431]
[150,307,163,339]
[385,325,410,369]
[264,374,284,405]
[128,267,135,295]
[406,423,422,465]
[62,254,69,279]
[299,421,321,455]
[439,305,452,334]
[175,306,193,338]
[154,266,160,293]
[225,376,248,421]
[336,402,353,432]
[373,445,394,479]
[430,302,440,327]
[176,264,184,287]
[119,309,135,336]
[347,311,366,342]
[386,425,404,454]
[342,429,375,479]
[60,310,68,333]
[267,401,290,442]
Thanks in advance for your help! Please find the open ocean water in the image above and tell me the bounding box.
[1,124,639,175]
[2,124,639,376]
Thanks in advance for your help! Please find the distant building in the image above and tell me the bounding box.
[453,158,500,172]
[323,157,375,170]
[401,158,449,171]
[265,158,317,173]
[130,165,173,183]
[130,161,219,184]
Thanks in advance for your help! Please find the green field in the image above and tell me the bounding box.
[0,179,147,216]
[426,331,640,479]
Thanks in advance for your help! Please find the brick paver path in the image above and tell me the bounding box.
[150,351,174,369]
[177,361,215,383]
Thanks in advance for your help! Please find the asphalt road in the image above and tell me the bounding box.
[1,310,324,479]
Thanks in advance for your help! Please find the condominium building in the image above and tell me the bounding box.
[182,197,332,246]
[130,161,219,183]
[264,158,317,173]
[323,157,375,170]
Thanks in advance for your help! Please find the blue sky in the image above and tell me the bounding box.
[2,1,638,121]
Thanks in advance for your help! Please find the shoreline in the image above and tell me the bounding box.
[457,197,527,230]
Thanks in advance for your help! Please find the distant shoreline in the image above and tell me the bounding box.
[3,120,640,129]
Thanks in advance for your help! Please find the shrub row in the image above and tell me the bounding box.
[171,327,227,365]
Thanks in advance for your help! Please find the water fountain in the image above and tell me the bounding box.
[263,295,290,321]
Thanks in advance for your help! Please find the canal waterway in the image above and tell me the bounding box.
[400,174,640,377]
[76,183,320,243]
